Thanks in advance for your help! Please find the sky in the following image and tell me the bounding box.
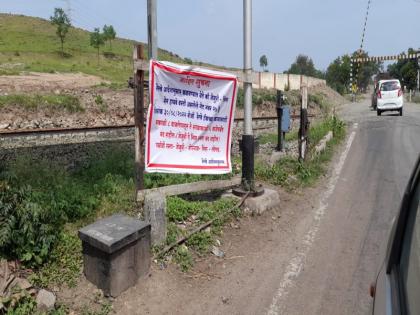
[1,0,419,72]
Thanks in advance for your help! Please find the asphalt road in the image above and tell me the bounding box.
[114,98,420,315]
[276,99,420,314]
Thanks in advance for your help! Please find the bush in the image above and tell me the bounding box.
[0,172,64,266]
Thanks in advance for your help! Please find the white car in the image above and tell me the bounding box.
[376,79,403,116]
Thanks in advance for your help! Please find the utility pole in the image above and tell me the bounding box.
[241,0,254,192]
[233,0,263,197]
[147,0,158,60]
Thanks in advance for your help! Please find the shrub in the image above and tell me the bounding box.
[0,172,64,266]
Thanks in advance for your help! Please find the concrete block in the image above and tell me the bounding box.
[144,191,167,246]
[79,214,151,297]
[243,188,280,215]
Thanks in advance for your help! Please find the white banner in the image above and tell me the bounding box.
[145,60,238,174]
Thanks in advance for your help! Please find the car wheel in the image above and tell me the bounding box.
[377,110,381,116]
[399,108,403,116]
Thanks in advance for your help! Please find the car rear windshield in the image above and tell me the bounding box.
[380,81,400,91]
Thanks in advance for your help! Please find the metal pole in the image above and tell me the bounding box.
[233,0,263,196]
[147,0,158,60]
[241,0,254,191]
[243,0,252,137]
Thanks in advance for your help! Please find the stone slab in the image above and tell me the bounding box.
[79,214,150,254]
[242,188,280,215]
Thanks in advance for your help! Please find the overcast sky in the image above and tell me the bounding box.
[2,0,419,72]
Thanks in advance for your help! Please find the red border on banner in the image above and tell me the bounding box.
[146,61,237,170]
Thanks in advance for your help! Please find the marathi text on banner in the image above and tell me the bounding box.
[145,60,238,174]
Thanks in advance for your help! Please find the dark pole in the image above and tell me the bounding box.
[134,44,145,191]
[276,90,283,151]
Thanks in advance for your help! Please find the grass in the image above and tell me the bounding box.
[0,144,240,284]
[411,95,420,104]
[0,94,83,112]
[256,117,346,189]
[0,14,225,84]
[0,14,184,83]
[259,130,298,145]
[309,92,331,114]
[236,87,277,108]
[29,232,83,288]
[162,195,238,271]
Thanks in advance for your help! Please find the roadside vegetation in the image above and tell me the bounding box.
[0,14,187,84]
[411,95,420,104]
[0,94,83,112]
[256,116,346,189]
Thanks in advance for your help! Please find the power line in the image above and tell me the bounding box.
[350,0,373,96]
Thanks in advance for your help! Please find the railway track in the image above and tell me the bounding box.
[0,115,307,150]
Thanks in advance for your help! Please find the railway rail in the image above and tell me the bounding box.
[0,115,310,150]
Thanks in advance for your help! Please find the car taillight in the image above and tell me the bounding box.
[398,89,402,97]
[377,91,382,99]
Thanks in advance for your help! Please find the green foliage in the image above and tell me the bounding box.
[173,245,193,272]
[0,14,213,83]
[326,50,381,94]
[258,131,298,145]
[0,146,135,267]
[29,232,82,288]
[236,88,276,108]
[144,172,231,189]
[94,95,107,112]
[186,232,213,255]
[412,95,420,104]
[287,54,325,79]
[50,8,71,56]
[165,196,237,271]
[309,92,331,114]
[256,117,346,188]
[184,57,193,65]
[0,94,83,112]
[259,55,268,71]
[0,172,65,267]
[5,296,68,315]
[388,48,420,90]
[102,25,116,51]
[90,28,105,65]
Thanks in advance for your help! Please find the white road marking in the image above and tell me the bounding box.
[267,125,357,315]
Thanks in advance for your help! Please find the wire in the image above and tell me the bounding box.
[353,0,373,91]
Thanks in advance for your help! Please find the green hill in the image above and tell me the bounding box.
[0,13,188,83]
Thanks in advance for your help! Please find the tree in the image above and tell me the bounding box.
[325,55,352,95]
[90,28,105,65]
[50,8,71,56]
[325,50,381,94]
[259,55,268,72]
[102,25,116,51]
[287,54,319,77]
[388,48,419,91]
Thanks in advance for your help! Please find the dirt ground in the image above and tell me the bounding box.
[57,182,326,315]
[0,72,106,92]
[0,72,346,130]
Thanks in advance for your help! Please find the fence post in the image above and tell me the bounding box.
[299,85,309,161]
[133,44,145,192]
[276,90,283,152]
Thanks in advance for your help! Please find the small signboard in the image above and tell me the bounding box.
[281,105,291,132]
[145,60,238,174]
